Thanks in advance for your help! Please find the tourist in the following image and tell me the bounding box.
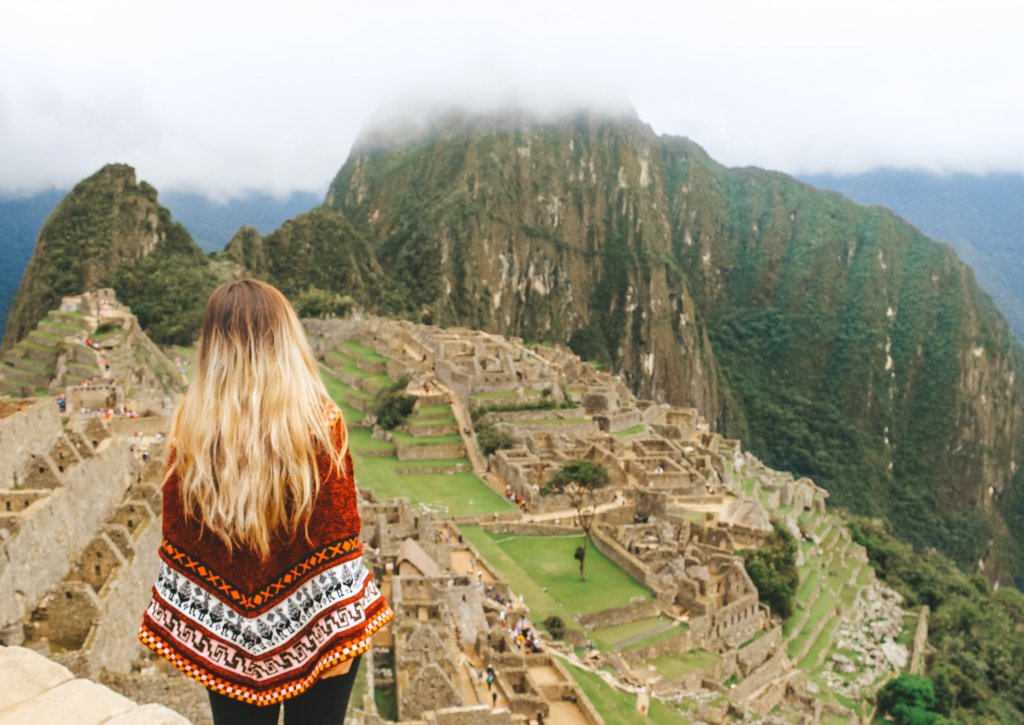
[138,279,392,725]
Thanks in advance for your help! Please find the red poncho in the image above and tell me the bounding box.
[138,405,392,706]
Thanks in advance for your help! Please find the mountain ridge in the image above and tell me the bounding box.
[324,110,1024,580]
[3,111,1022,582]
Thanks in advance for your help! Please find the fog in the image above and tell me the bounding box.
[1,0,1022,198]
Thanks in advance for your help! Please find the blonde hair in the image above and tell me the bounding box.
[168,279,346,557]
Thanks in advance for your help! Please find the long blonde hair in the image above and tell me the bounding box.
[168,279,346,557]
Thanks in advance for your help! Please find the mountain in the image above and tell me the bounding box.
[324,111,1024,580]
[801,171,1024,342]
[0,188,319,342]
[224,208,385,302]
[327,110,721,414]
[6,117,1022,581]
[2,164,227,348]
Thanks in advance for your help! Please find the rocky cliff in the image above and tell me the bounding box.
[325,112,1024,577]
[3,165,226,348]
[327,111,721,414]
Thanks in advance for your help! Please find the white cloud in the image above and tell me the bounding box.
[1,0,1022,197]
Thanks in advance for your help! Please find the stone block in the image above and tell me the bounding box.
[0,677,133,724]
[0,646,73,713]
[105,703,191,724]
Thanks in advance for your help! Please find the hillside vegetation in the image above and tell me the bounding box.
[3,165,227,348]
[803,171,1024,342]
[5,113,1023,583]
[325,112,1024,580]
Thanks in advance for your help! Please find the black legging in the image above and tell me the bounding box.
[208,656,362,725]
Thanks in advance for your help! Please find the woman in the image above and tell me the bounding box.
[139,279,392,724]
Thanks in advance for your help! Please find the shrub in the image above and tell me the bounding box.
[371,375,416,430]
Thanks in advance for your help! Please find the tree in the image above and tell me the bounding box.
[741,523,799,619]
[541,460,611,581]
[877,674,947,725]
[371,375,417,430]
[476,419,514,455]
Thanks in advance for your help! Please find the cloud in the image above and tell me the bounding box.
[1,0,1023,197]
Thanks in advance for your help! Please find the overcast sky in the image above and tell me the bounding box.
[2,0,1022,199]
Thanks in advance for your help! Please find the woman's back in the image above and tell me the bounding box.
[139,279,392,720]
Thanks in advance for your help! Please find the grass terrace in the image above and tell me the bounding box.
[650,649,720,681]
[323,348,393,390]
[342,340,387,362]
[567,665,693,725]
[613,424,647,438]
[414,404,454,418]
[322,369,511,516]
[590,616,686,652]
[391,430,463,446]
[459,527,651,635]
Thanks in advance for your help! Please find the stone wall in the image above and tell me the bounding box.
[578,600,660,630]
[0,400,62,490]
[395,442,466,461]
[407,422,459,438]
[0,437,133,630]
[107,416,167,438]
[593,409,643,433]
[81,508,162,675]
[590,527,660,592]
[482,521,580,537]
[729,649,789,702]
[621,630,694,665]
[735,626,780,676]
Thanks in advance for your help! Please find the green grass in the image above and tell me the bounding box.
[324,349,393,388]
[796,571,820,606]
[391,430,463,446]
[459,527,650,629]
[787,588,838,659]
[590,617,679,651]
[415,404,452,417]
[613,424,646,437]
[321,369,508,516]
[650,650,720,680]
[374,686,398,721]
[342,340,386,361]
[395,457,471,469]
[798,617,840,670]
[567,664,690,725]
[407,416,457,427]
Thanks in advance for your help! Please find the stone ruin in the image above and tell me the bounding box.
[356,495,603,725]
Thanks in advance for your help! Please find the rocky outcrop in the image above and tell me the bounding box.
[328,111,721,415]
[3,164,225,348]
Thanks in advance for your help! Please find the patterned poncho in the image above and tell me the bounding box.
[138,405,393,706]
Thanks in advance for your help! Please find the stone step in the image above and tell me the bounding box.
[0,645,188,724]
